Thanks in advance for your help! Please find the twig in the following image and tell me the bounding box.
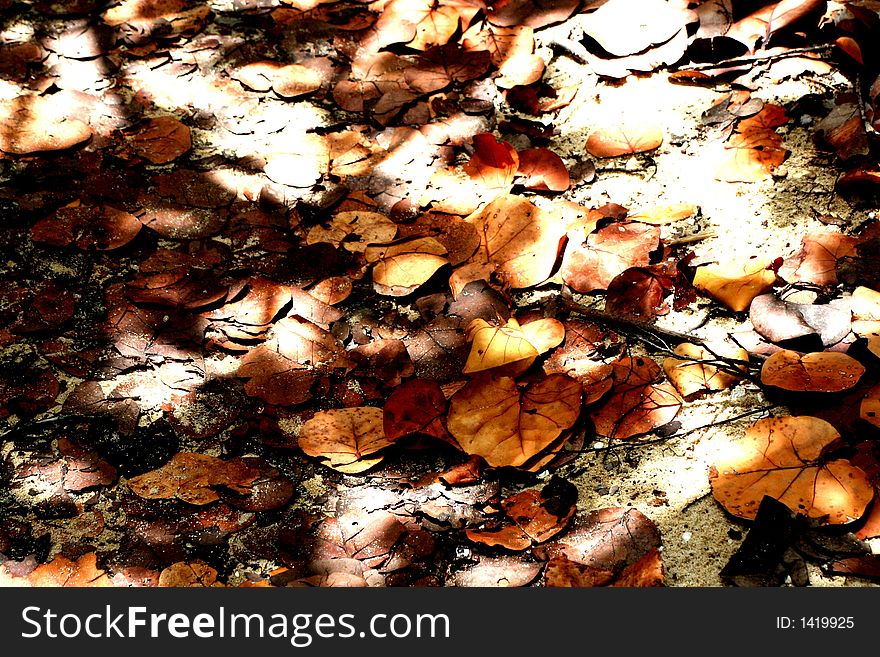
[673,44,834,73]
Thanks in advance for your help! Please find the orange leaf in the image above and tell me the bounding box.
[466,477,577,550]
[447,373,581,467]
[365,237,449,296]
[709,416,873,523]
[714,104,788,182]
[0,94,91,155]
[628,203,699,225]
[463,133,519,191]
[760,349,865,392]
[127,453,260,505]
[516,147,570,192]
[11,552,112,587]
[450,194,566,295]
[128,116,191,164]
[585,124,664,158]
[307,211,397,253]
[663,342,748,398]
[495,52,545,89]
[543,320,619,403]
[692,257,776,312]
[299,407,390,472]
[463,316,564,375]
[158,561,223,587]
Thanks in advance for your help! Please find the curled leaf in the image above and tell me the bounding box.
[692,258,776,312]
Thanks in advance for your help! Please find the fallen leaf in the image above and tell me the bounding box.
[128,116,191,164]
[604,266,674,319]
[0,94,91,154]
[543,320,620,403]
[128,453,260,505]
[628,203,699,225]
[585,124,664,158]
[560,222,661,293]
[579,0,695,57]
[515,148,570,192]
[307,211,397,253]
[466,476,578,550]
[365,237,449,296]
[463,132,519,191]
[816,93,869,161]
[158,561,223,587]
[451,556,542,587]
[692,257,777,312]
[778,231,858,286]
[15,553,112,587]
[495,52,545,89]
[709,416,873,523]
[590,356,683,439]
[486,0,580,29]
[534,507,662,579]
[298,407,390,472]
[715,104,788,182]
[450,195,566,295]
[447,373,581,468]
[463,316,564,375]
[663,342,748,398]
[760,350,865,392]
[31,203,143,251]
[383,378,452,444]
[749,294,852,347]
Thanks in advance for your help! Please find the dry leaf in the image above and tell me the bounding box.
[298,407,390,472]
[128,453,260,505]
[760,349,865,392]
[710,416,873,523]
[463,316,564,375]
[663,342,748,397]
[447,373,581,468]
[585,124,664,158]
[365,237,449,296]
[693,258,776,312]
[307,211,397,253]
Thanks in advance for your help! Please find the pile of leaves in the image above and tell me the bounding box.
[3,0,880,587]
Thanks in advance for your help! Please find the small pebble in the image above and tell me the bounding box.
[681,531,692,543]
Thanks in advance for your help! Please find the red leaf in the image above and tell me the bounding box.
[516,148,570,192]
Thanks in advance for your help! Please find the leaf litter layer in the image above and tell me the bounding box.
[2,0,880,588]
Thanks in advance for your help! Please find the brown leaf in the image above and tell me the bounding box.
[451,556,542,586]
[299,407,390,472]
[709,416,873,523]
[383,378,452,444]
[158,561,223,587]
[447,373,581,467]
[560,222,661,293]
[585,124,664,158]
[543,320,620,403]
[404,44,491,93]
[31,203,143,251]
[128,453,260,505]
[128,116,191,164]
[487,0,580,28]
[605,266,674,319]
[692,257,776,312]
[589,356,683,439]
[515,147,570,192]
[374,0,482,51]
[778,230,858,286]
[535,507,662,577]
[816,93,869,161]
[466,476,578,550]
[760,349,865,392]
[495,53,545,89]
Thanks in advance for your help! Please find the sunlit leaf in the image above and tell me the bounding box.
[760,349,865,392]
[447,373,581,468]
[299,407,390,472]
[709,416,873,523]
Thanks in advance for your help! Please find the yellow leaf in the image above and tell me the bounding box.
[693,258,776,312]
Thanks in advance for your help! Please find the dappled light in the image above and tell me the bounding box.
[3,0,880,591]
